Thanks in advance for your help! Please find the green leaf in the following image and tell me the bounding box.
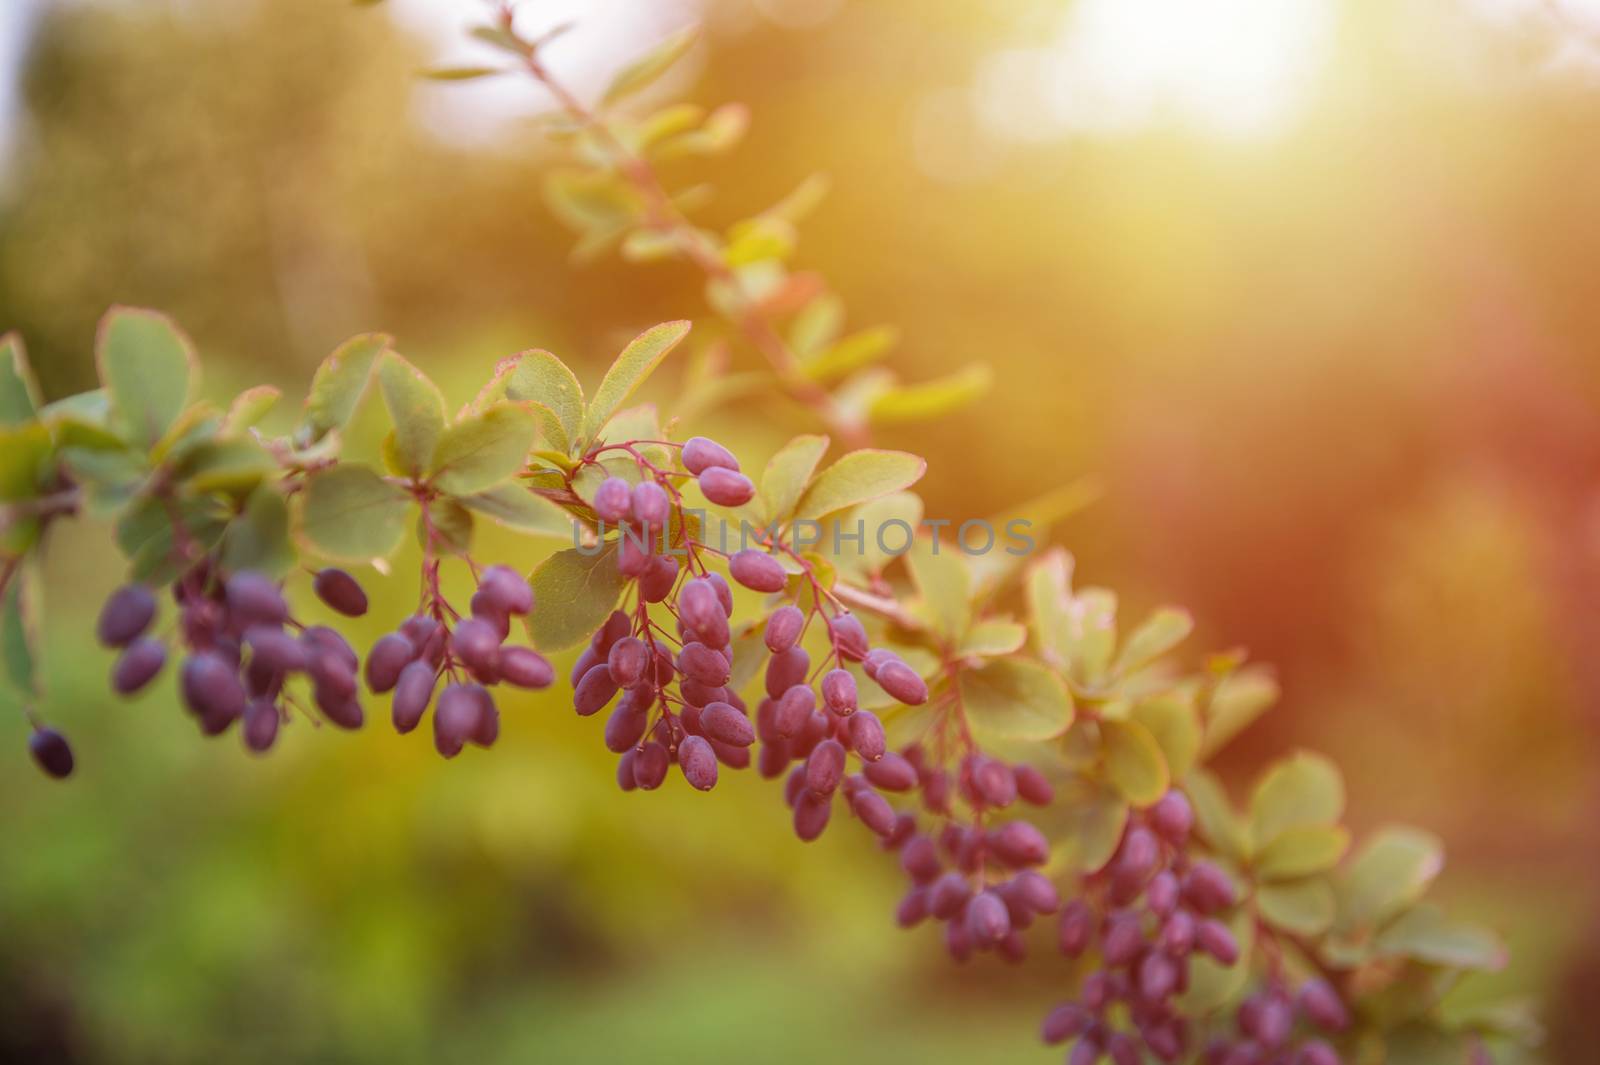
[1256,878,1336,937]
[1046,776,1129,873]
[544,170,643,240]
[0,333,41,428]
[1114,606,1194,676]
[1335,827,1445,935]
[794,449,926,521]
[759,434,829,523]
[175,438,277,496]
[460,484,574,538]
[1131,692,1201,781]
[301,333,387,443]
[1184,767,1248,860]
[376,352,446,478]
[219,484,294,579]
[121,497,230,582]
[580,321,691,444]
[958,657,1072,743]
[1249,751,1345,850]
[1254,824,1351,881]
[420,65,508,81]
[95,306,196,447]
[602,24,698,106]
[842,490,923,577]
[526,544,626,650]
[789,293,843,357]
[429,404,537,495]
[956,619,1027,658]
[0,564,40,698]
[222,385,281,435]
[906,534,972,641]
[1102,718,1170,807]
[868,364,992,424]
[1200,665,1280,759]
[801,325,898,383]
[723,216,795,267]
[422,497,474,554]
[471,350,586,455]
[970,478,1102,598]
[295,464,411,562]
[0,422,54,554]
[1373,904,1506,970]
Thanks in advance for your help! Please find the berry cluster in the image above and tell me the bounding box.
[1043,791,1247,1063]
[1196,979,1349,1065]
[563,436,936,798]
[366,564,554,758]
[886,748,1060,961]
[99,564,374,751]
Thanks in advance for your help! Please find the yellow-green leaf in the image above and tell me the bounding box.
[219,483,294,579]
[759,434,829,523]
[376,352,446,478]
[868,363,992,424]
[957,619,1027,658]
[0,333,41,428]
[222,385,281,435]
[1201,665,1280,759]
[295,463,411,562]
[794,448,926,521]
[1114,606,1194,676]
[1256,878,1336,937]
[1335,827,1445,935]
[1254,824,1351,881]
[1249,751,1344,850]
[430,404,537,496]
[1184,768,1247,860]
[580,321,691,444]
[300,333,387,443]
[602,24,698,106]
[1102,718,1170,807]
[526,544,626,650]
[906,534,971,641]
[461,484,574,538]
[800,325,898,383]
[1372,903,1506,970]
[959,657,1073,743]
[1131,692,1201,781]
[843,490,922,577]
[502,350,584,453]
[96,306,196,448]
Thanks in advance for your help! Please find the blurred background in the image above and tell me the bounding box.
[3,0,1599,1061]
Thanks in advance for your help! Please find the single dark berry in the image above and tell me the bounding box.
[365,632,417,694]
[112,637,167,695]
[312,568,368,617]
[593,477,633,523]
[97,584,156,647]
[697,467,755,507]
[225,571,288,626]
[678,735,719,791]
[700,701,755,747]
[499,646,554,689]
[729,549,786,593]
[631,481,670,528]
[392,660,438,734]
[681,436,739,475]
[29,727,74,779]
[479,564,534,616]
[243,698,280,754]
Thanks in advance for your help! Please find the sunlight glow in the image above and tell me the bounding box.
[979,0,1337,140]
